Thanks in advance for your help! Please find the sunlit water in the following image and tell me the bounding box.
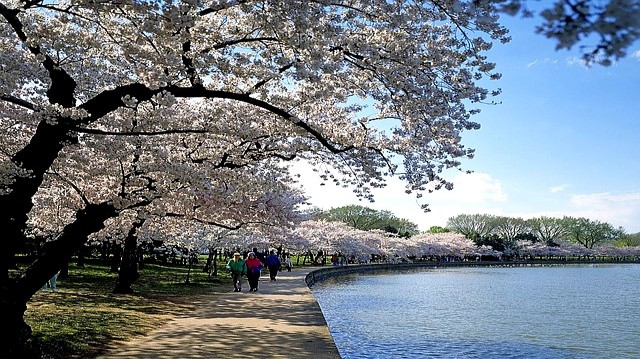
[311,264,640,359]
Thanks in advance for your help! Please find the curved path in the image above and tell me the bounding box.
[98,268,341,358]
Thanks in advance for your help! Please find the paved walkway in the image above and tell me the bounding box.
[98,268,341,358]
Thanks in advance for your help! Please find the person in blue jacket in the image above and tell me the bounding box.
[264,250,281,281]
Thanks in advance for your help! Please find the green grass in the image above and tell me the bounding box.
[26,259,227,358]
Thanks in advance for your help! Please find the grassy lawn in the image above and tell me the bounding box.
[25,259,228,358]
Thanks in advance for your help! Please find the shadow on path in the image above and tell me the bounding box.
[98,269,341,358]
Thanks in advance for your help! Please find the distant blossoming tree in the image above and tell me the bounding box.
[288,220,385,262]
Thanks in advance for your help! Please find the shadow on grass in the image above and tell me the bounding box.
[26,261,227,359]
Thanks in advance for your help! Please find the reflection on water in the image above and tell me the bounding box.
[311,264,640,359]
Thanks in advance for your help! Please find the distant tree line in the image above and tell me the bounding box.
[315,205,420,238]
[446,214,629,252]
[312,207,637,255]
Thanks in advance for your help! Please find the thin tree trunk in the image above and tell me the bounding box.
[113,218,146,294]
[212,249,219,276]
[110,243,123,273]
[185,252,193,284]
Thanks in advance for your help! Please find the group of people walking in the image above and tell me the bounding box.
[226,249,293,292]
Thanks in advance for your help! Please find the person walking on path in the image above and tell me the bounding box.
[265,250,281,281]
[98,268,342,359]
[245,252,263,292]
[284,255,293,272]
[226,252,246,292]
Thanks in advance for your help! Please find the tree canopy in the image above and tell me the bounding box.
[1,2,509,354]
[319,205,419,237]
[447,213,626,250]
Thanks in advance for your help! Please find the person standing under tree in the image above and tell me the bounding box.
[245,252,264,292]
[226,252,246,292]
[41,271,60,291]
[284,255,293,272]
[265,250,281,281]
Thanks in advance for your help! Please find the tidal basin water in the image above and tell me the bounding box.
[310,264,640,359]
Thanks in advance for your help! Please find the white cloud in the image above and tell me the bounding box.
[292,162,509,230]
[427,172,507,203]
[296,165,508,209]
[564,192,640,232]
[549,184,570,193]
[527,58,559,68]
[633,50,640,60]
[569,192,639,207]
[292,158,640,233]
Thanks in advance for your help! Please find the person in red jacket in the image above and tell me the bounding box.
[245,252,264,292]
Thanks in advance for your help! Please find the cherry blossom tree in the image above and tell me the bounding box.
[515,239,598,260]
[498,0,640,66]
[406,232,479,260]
[285,220,388,263]
[594,244,640,261]
[105,168,308,291]
[516,239,551,259]
[266,226,314,263]
[2,5,508,352]
[24,133,306,283]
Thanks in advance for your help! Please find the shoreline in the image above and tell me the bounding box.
[98,260,637,358]
[305,259,639,286]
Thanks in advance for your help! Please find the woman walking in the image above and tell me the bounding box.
[226,252,246,292]
[245,252,263,292]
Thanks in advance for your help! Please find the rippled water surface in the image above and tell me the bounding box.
[311,264,640,359]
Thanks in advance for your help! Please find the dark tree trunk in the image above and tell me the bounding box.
[113,236,139,294]
[76,246,87,268]
[185,253,193,284]
[100,240,110,259]
[212,249,218,276]
[0,120,78,283]
[76,241,93,268]
[113,218,145,294]
[204,248,219,277]
[204,249,214,276]
[59,262,69,279]
[110,243,123,273]
[0,12,155,354]
[137,246,145,270]
[0,202,118,358]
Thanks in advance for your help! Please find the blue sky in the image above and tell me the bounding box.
[295,13,640,234]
